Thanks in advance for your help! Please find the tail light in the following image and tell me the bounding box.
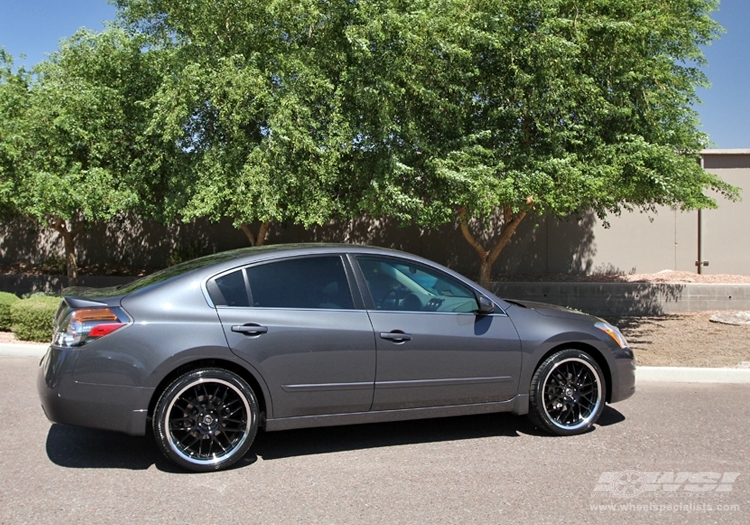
[53,306,130,348]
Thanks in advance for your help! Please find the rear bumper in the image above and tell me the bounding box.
[37,347,154,436]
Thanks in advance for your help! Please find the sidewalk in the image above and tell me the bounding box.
[0,343,48,358]
[3,343,750,383]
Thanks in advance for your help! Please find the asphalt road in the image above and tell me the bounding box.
[2,356,749,525]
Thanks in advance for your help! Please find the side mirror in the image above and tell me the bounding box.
[476,295,495,315]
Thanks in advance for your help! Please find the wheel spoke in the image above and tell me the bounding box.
[210,433,229,453]
[172,398,196,415]
[180,433,202,450]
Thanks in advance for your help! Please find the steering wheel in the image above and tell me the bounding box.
[379,287,402,310]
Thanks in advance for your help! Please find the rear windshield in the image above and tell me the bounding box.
[72,250,248,298]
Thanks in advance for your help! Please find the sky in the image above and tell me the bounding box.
[1,0,748,149]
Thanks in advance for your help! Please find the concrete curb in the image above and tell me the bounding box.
[0,343,48,358]
[636,366,750,384]
[2,343,750,384]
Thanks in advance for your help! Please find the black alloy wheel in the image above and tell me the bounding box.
[154,368,259,472]
[528,349,605,436]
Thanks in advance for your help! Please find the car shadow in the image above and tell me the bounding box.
[596,406,626,427]
[45,424,177,472]
[253,412,534,461]
[45,407,626,470]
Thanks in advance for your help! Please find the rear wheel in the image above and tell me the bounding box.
[528,349,605,436]
[153,368,259,472]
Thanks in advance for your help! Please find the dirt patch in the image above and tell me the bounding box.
[499,271,750,367]
[0,331,45,345]
[611,311,750,368]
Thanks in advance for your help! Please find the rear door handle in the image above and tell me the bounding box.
[232,324,268,336]
[380,331,412,343]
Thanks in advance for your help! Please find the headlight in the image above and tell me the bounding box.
[594,322,628,349]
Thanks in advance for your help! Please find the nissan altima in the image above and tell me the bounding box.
[38,244,635,471]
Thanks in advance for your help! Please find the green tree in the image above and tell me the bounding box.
[0,50,30,220]
[344,0,739,286]
[115,0,359,244]
[115,0,738,287]
[2,29,174,284]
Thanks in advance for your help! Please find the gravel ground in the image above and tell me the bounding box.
[0,331,41,345]
[611,311,750,368]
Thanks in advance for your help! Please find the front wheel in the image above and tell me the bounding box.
[528,349,605,436]
[153,368,259,472]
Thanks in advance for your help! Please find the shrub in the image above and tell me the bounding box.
[0,291,20,330]
[11,295,61,342]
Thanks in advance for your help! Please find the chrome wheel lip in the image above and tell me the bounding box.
[165,377,252,466]
[541,356,602,431]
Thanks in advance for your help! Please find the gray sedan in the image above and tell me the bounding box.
[38,244,635,471]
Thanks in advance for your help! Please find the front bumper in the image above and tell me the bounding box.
[37,347,154,436]
[610,346,636,403]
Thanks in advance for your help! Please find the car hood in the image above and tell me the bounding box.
[503,298,598,322]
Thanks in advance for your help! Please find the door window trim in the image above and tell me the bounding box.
[206,254,364,310]
[349,254,504,315]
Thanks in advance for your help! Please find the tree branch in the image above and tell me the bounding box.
[241,221,272,247]
[487,211,527,265]
[458,207,488,261]
[71,222,85,239]
[240,223,257,246]
[256,221,271,247]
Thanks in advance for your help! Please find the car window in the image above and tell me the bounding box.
[212,270,250,307]
[357,257,479,313]
[245,256,354,309]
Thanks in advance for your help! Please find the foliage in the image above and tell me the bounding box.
[0,291,20,330]
[10,295,60,342]
[0,49,31,220]
[0,29,176,284]
[351,0,739,285]
[114,0,738,285]
[114,0,360,244]
[2,1,738,288]
[167,241,213,267]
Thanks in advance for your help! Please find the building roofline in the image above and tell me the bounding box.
[701,149,750,155]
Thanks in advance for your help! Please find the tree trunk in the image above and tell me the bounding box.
[240,221,272,247]
[51,218,85,287]
[458,207,527,289]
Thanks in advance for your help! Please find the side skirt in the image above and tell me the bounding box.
[264,397,518,432]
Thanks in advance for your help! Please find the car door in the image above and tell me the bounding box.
[353,255,522,411]
[211,255,376,419]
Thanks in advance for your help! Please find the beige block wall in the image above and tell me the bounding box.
[550,150,748,276]
[699,164,749,275]
[552,209,697,275]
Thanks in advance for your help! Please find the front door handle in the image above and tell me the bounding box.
[380,331,412,343]
[232,324,268,336]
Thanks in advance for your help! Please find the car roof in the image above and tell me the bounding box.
[110,243,441,298]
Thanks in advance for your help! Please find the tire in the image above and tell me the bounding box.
[528,349,605,436]
[153,368,259,472]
